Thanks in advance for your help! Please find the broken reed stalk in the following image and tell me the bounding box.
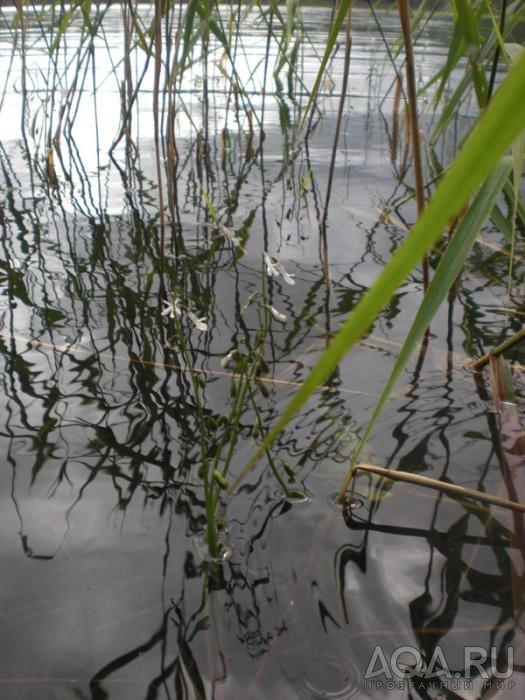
[397,0,429,290]
[356,463,525,514]
[469,326,525,370]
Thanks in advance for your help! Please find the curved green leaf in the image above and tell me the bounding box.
[337,156,512,499]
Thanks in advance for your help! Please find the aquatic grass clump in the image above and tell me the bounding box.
[157,246,305,558]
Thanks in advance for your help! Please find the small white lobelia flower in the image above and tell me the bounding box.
[241,292,259,316]
[262,252,295,285]
[161,296,182,319]
[161,296,207,332]
[220,348,238,368]
[219,225,243,248]
[263,251,279,278]
[186,310,208,332]
[266,305,287,323]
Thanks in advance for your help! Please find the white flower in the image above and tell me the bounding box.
[186,310,208,332]
[262,252,295,285]
[266,305,287,322]
[186,309,208,331]
[161,296,207,332]
[276,264,295,285]
[263,251,280,278]
[220,349,238,368]
[219,225,243,248]
[241,292,259,316]
[161,297,182,319]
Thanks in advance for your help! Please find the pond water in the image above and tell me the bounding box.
[0,3,524,699]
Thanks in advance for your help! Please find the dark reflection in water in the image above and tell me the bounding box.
[1,5,525,700]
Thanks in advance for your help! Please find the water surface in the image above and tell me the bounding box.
[0,4,524,699]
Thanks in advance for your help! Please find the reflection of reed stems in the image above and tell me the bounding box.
[3,328,499,407]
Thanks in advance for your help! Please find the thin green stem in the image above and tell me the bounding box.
[398,0,428,290]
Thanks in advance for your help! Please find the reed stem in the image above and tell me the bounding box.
[470,327,525,370]
[397,0,428,290]
[356,463,525,514]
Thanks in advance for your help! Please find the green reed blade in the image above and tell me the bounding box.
[337,156,512,500]
[180,0,199,72]
[454,0,488,107]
